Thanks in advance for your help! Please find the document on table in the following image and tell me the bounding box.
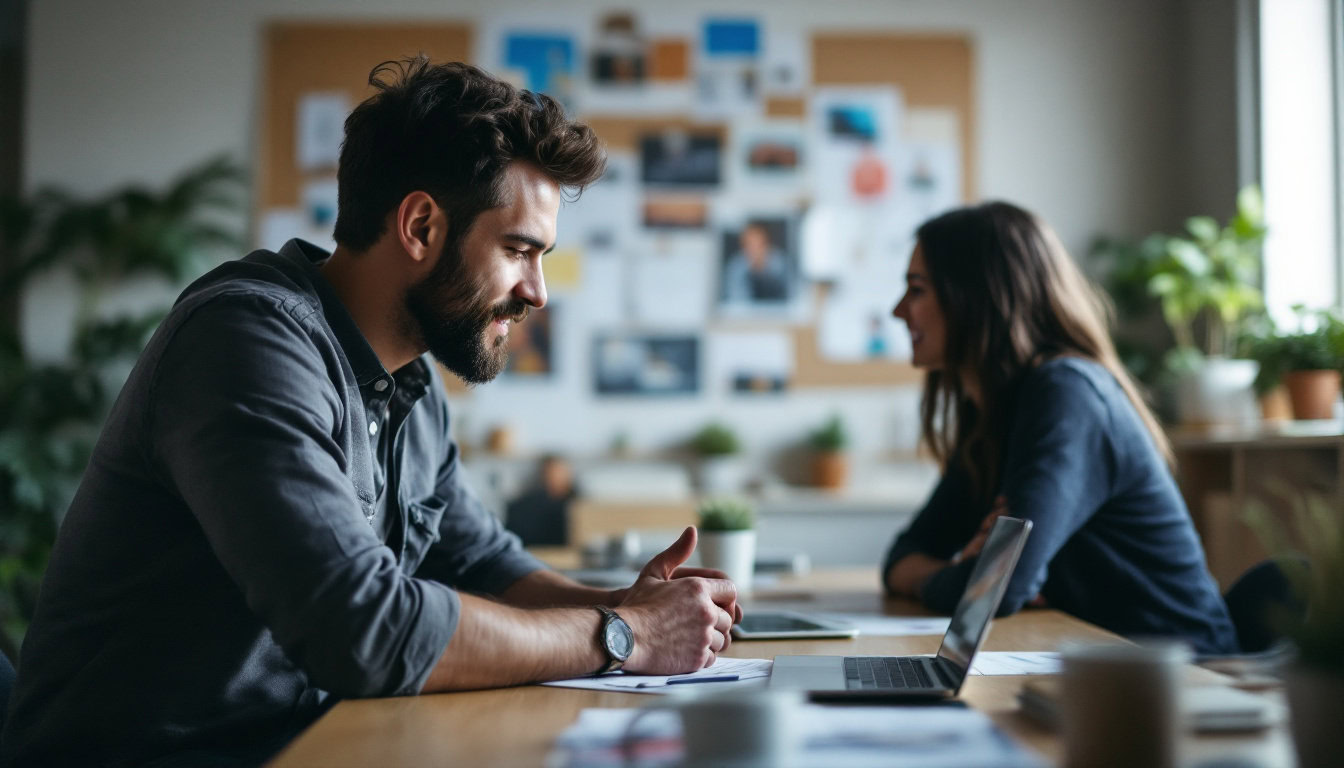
[811,612,951,637]
[550,703,1047,767]
[968,652,1061,676]
[541,657,772,694]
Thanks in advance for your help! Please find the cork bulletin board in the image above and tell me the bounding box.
[257,22,473,213]
[256,22,974,392]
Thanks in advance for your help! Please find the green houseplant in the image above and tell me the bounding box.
[1091,186,1267,425]
[691,422,744,493]
[0,156,245,655]
[808,414,849,489]
[1246,308,1344,421]
[697,497,757,592]
[692,422,740,457]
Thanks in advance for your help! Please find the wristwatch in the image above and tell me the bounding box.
[594,605,634,674]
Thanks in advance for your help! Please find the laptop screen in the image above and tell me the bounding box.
[935,516,1032,679]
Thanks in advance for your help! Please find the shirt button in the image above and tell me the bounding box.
[374,379,388,392]
[368,421,379,436]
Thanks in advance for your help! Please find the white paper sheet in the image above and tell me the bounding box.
[808,87,904,207]
[816,226,912,362]
[295,92,349,171]
[761,26,810,96]
[811,613,951,637]
[542,657,773,694]
[898,108,963,224]
[968,652,1061,676]
[694,18,762,118]
[631,242,713,325]
[707,331,793,394]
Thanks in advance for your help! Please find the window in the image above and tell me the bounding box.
[1255,0,1343,320]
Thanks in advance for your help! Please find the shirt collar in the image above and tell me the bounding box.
[279,238,390,389]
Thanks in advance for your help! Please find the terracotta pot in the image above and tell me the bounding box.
[1284,665,1344,768]
[1282,370,1341,420]
[812,452,848,489]
[1258,387,1293,421]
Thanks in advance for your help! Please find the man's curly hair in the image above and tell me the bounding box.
[333,56,606,252]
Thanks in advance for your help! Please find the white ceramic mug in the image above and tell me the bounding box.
[620,688,804,768]
[1059,641,1191,768]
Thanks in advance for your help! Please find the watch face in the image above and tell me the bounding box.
[604,616,634,660]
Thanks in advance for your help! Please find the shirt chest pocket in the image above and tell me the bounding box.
[401,500,444,569]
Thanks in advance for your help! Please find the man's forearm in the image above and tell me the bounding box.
[420,592,606,692]
[498,568,619,608]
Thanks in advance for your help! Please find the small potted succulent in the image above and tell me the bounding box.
[691,421,745,493]
[808,414,849,489]
[1247,308,1344,421]
[697,497,757,593]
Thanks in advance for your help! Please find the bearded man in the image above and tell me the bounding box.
[2,58,739,768]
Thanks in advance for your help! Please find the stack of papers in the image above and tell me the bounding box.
[549,704,1046,767]
[542,657,773,694]
[968,652,1061,676]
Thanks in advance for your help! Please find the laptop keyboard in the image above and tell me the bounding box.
[844,656,938,690]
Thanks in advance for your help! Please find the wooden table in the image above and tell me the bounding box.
[267,569,1296,767]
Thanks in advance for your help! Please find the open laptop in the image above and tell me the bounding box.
[769,516,1033,700]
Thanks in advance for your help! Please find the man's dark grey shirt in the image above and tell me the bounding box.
[1,240,544,766]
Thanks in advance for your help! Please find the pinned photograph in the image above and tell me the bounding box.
[731,119,806,193]
[503,305,554,378]
[640,131,722,187]
[590,12,646,85]
[502,32,576,110]
[593,333,699,395]
[710,332,793,395]
[746,137,801,171]
[648,39,690,82]
[296,92,349,171]
[809,87,903,206]
[642,197,708,230]
[696,18,761,117]
[719,217,797,307]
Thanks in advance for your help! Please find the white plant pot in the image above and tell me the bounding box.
[1284,665,1344,768]
[1173,357,1259,426]
[699,456,748,494]
[698,529,756,595]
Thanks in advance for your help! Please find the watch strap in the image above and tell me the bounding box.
[594,605,628,675]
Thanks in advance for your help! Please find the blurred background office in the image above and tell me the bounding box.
[1,0,1340,659]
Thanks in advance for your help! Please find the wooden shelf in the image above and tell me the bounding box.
[1173,420,1344,588]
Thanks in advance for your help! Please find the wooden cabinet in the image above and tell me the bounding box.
[1173,421,1344,588]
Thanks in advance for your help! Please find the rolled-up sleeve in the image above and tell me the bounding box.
[881,463,978,594]
[149,292,457,698]
[413,387,545,595]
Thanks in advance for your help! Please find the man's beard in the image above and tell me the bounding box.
[403,245,530,385]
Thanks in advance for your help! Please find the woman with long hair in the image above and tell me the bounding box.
[883,202,1238,654]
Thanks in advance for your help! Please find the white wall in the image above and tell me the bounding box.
[23,0,1228,459]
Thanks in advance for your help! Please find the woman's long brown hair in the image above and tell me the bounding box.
[915,202,1172,508]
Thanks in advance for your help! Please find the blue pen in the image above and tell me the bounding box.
[635,674,740,688]
[666,674,740,685]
